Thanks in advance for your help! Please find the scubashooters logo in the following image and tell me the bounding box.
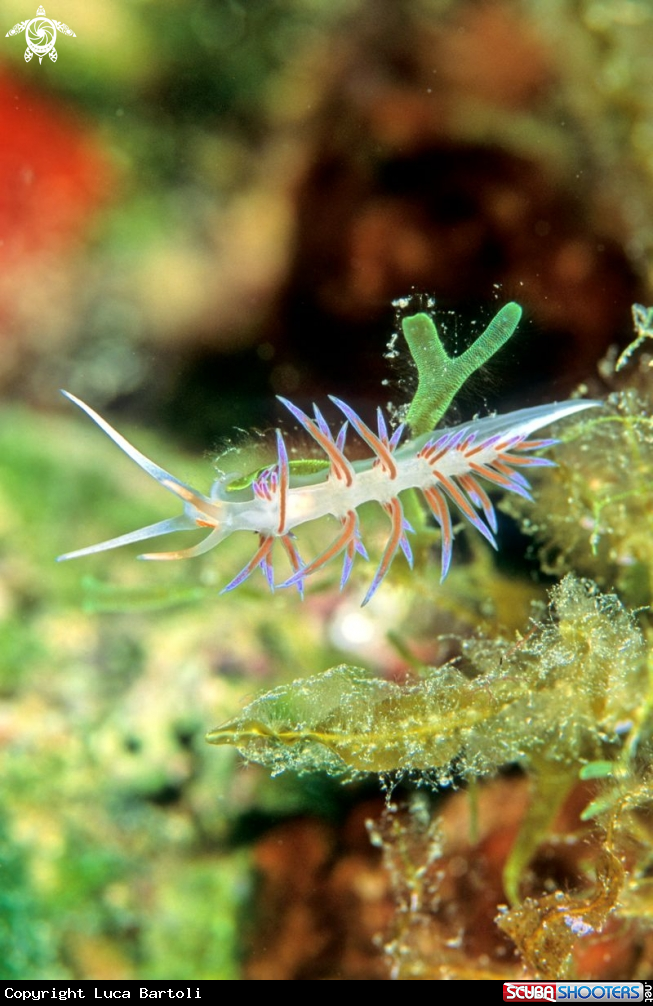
[5,5,76,63]
[503,984,644,1002]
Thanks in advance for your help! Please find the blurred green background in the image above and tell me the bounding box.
[2,0,653,980]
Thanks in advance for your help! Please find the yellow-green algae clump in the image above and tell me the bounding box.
[504,388,653,609]
[207,575,645,780]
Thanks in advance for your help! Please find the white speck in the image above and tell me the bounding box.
[563,914,594,936]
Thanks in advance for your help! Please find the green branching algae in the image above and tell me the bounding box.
[402,301,522,435]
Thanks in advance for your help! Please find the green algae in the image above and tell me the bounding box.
[207,575,645,780]
[402,302,523,435]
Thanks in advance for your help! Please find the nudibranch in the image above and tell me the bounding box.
[57,391,599,606]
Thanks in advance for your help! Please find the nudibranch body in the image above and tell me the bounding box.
[57,391,599,605]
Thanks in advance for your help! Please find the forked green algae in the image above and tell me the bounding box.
[402,302,522,435]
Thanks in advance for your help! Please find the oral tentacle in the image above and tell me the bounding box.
[140,525,227,561]
[57,514,197,562]
[60,391,215,515]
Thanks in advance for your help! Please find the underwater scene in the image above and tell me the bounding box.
[3,0,653,982]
